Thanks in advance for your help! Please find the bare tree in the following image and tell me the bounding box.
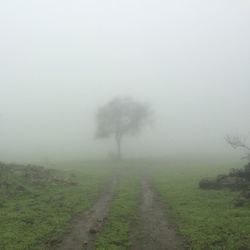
[225,135,250,161]
[95,97,153,159]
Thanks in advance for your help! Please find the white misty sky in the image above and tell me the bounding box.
[0,0,250,162]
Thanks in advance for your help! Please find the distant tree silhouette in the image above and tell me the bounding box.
[95,97,152,159]
[225,135,250,162]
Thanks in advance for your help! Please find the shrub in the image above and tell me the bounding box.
[199,162,250,203]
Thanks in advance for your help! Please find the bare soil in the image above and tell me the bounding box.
[53,178,116,250]
[131,179,186,250]
[52,175,185,250]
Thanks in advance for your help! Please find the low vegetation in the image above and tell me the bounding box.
[2,160,250,249]
[95,167,139,250]
[199,162,250,206]
[0,162,113,250]
[151,161,250,249]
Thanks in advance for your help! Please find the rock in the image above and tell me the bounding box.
[199,179,220,189]
[199,176,246,190]
[89,228,97,234]
[218,176,245,189]
[111,240,123,246]
[83,241,88,246]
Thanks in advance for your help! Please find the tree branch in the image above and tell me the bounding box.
[225,135,250,150]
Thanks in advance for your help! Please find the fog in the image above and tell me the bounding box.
[0,0,250,163]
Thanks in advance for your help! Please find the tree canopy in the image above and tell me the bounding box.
[95,97,152,159]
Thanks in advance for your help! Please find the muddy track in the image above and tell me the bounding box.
[132,179,186,250]
[53,178,116,250]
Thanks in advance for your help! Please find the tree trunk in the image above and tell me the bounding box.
[115,133,122,160]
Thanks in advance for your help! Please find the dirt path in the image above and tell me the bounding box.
[54,178,116,250]
[131,179,186,250]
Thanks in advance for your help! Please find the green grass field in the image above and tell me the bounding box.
[0,162,114,250]
[150,161,250,249]
[1,159,250,249]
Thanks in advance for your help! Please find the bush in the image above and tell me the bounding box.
[199,162,250,202]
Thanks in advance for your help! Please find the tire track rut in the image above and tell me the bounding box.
[54,178,116,250]
[132,179,186,250]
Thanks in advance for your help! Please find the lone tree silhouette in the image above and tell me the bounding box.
[95,97,152,159]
